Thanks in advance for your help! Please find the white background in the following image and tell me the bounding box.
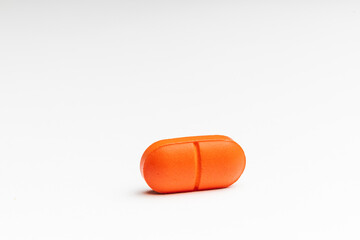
[1,1,360,239]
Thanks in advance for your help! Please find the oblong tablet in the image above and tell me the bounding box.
[140,135,246,193]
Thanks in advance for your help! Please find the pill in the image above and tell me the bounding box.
[140,135,246,193]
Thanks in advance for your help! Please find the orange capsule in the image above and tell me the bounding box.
[140,135,246,193]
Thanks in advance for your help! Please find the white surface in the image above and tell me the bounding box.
[1,1,360,239]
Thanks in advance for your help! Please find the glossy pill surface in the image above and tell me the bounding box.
[140,135,246,193]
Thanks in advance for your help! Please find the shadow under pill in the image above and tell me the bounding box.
[137,186,233,196]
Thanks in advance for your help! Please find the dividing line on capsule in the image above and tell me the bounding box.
[193,142,202,191]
